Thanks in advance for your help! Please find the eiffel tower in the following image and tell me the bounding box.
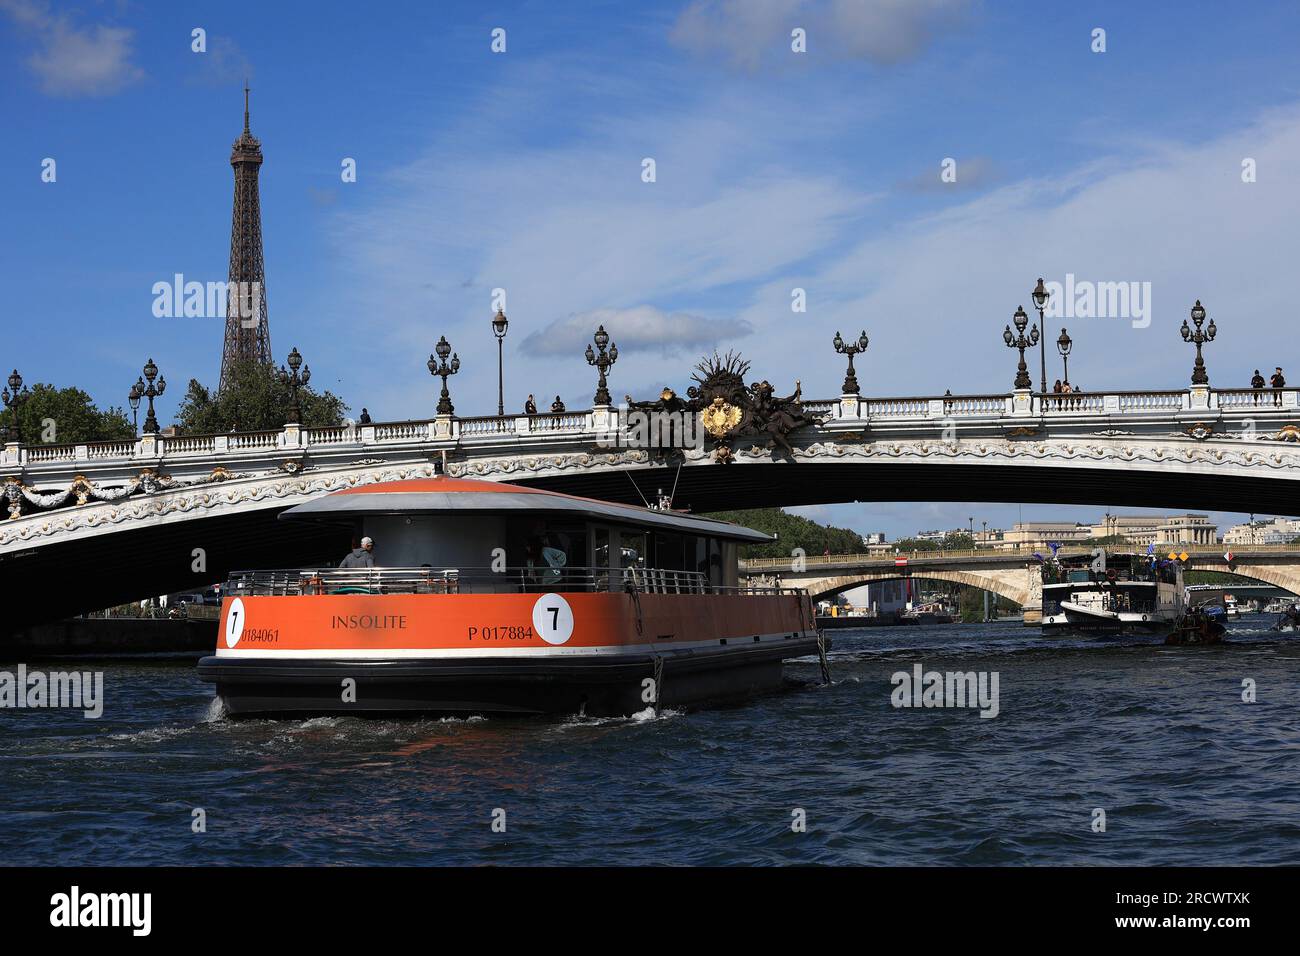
[219,85,272,392]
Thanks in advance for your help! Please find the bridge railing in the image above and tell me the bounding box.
[7,386,1300,474]
[741,541,1300,571]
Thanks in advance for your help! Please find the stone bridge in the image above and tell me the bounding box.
[5,383,1300,625]
[741,545,1300,623]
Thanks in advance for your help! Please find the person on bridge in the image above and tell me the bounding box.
[1271,367,1286,405]
[1251,370,1266,403]
[524,395,537,415]
[358,408,372,424]
[340,537,376,569]
[551,395,566,413]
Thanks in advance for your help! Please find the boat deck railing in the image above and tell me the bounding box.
[223,566,806,597]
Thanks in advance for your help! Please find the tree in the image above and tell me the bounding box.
[174,359,348,433]
[0,382,134,445]
[704,507,866,560]
[892,537,941,552]
[942,532,975,550]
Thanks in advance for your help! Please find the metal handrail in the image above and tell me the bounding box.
[225,565,723,596]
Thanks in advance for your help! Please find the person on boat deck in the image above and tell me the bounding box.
[525,535,566,587]
[340,536,375,569]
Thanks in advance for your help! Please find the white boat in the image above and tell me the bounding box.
[1223,594,1241,619]
[1041,550,1184,635]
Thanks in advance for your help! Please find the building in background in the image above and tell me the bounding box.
[1223,517,1300,545]
[839,580,910,615]
[1001,522,1092,551]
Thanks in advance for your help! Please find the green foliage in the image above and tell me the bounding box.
[0,382,134,444]
[892,537,940,552]
[704,507,865,559]
[1185,569,1262,585]
[893,533,975,552]
[1081,535,1130,547]
[958,587,986,623]
[174,359,348,433]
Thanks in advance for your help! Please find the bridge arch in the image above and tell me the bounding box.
[798,569,1030,606]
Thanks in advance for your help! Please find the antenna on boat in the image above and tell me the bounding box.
[624,471,652,509]
[668,460,682,510]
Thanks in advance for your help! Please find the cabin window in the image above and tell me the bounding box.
[651,533,688,572]
[618,529,648,570]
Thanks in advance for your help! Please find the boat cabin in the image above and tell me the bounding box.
[275,477,772,594]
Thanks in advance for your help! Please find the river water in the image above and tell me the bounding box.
[2,615,1298,865]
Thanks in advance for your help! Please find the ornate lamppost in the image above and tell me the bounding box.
[585,325,618,406]
[278,347,311,424]
[2,369,30,443]
[128,379,144,435]
[491,308,508,418]
[428,336,460,415]
[1180,299,1216,385]
[137,358,166,434]
[1056,327,1072,386]
[1003,306,1039,390]
[832,330,870,395]
[1031,278,1050,396]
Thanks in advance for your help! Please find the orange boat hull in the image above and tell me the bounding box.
[198,591,823,717]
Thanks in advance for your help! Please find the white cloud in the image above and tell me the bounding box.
[784,107,1300,395]
[521,306,751,357]
[313,44,1300,421]
[670,0,973,70]
[0,0,144,96]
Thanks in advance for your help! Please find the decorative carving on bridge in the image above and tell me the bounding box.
[0,462,444,545]
[449,449,654,479]
[0,466,256,520]
[1183,422,1215,441]
[1261,424,1300,442]
[678,351,821,462]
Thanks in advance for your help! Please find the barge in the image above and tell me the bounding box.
[197,477,823,717]
[1041,549,1184,635]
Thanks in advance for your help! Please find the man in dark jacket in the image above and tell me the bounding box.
[1271,367,1286,405]
[339,536,375,568]
[1251,369,1265,403]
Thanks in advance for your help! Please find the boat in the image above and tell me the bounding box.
[1268,602,1300,632]
[816,606,883,628]
[1040,550,1184,635]
[1263,597,1295,614]
[1164,603,1227,645]
[1223,594,1241,619]
[197,477,824,718]
[900,600,957,625]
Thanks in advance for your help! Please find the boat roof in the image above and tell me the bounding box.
[281,476,774,543]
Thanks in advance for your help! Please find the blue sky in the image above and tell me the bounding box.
[4,0,1300,538]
